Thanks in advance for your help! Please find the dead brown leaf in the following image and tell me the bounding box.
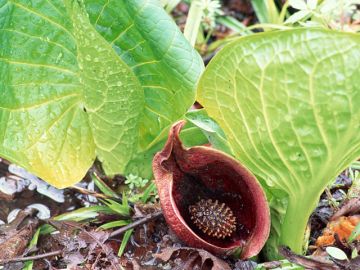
[154,247,231,270]
[0,210,38,260]
[279,246,339,270]
[48,220,120,269]
[331,198,360,221]
[333,256,360,270]
[234,260,258,270]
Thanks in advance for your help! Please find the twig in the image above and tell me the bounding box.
[279,246,339,270]
[72,172,135,208]
[69,184,135,208]
[0,250,62,264]
[110,211,163,238]
[0,211,163,265]
[70,185,112,199]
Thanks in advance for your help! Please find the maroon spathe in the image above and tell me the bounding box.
[152,121,270,258]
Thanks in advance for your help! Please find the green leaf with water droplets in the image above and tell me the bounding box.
[0,0,143,188]
[197,29,360,257]
[84,0,204,151]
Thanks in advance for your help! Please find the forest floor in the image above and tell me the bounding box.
[0,1,359,269]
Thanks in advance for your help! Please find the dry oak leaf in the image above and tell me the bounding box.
[154,247,231,270]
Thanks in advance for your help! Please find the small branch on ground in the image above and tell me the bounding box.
[279,246,339,270]
[110,211,163,238]
[0,250,62,264]
[0,211,162,265]
[70,185,113,200]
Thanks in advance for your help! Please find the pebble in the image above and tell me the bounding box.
[7,165,65,203]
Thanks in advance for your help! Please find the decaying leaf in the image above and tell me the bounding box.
[48,220,120,269]
[333,256,360,270]
[331,198,360,221]
[0,210,38,260]
[316,197,360,248]
[234,260,258,270]
[316,215,360,247]
[279,246,339,270]
[280,245,360,270]
[154,247,231,270]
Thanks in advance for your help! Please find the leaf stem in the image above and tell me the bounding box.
[0,250,62,264]
[110,211,163,238]
[279,194,319,254]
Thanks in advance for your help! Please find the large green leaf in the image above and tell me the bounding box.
[197,29,360,256]
[0,0,203,187]
[0,0,143,187]
[84,0,204,151]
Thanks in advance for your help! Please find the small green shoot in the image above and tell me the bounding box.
[54,206,115,222]
[22,228,41,270]
[102,197,131,217]
[128,182,158,204]
[255,259,304,269]
[252,0,281,24]
[285,0,318,25]
[351,161,360,170]
[348,222,360,243]
[140,182,157,203]
[184,0,222,47]
[118,229,134,257]
[92,172,120,198]
[348,163,360,198]
[125,174,149,190]
[124,174,157,203]
[215,16,252,35]
[99,220,131,230]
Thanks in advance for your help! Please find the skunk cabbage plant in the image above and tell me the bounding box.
[153,121,270,258]
[197,29,360,258]
[0,0,203,188]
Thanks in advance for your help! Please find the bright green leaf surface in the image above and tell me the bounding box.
[84,0,204,150]
[349,221,360,242]
[185,109,234,156]
[0,0,143,187]
[23,227,41,270]
[54,205,115,222]
[197,29,360,256]
[67,1,144,176]
[99,220,130,230]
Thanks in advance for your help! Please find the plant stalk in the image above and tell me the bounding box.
[184,0,204,47]
[279,193,320,254]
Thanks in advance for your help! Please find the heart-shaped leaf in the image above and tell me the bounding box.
[197,29,360,257]
[0,0,203,187]
[0,0,144,187]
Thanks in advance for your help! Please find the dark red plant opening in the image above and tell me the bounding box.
[153,120,270,258]
[168,160,256,248]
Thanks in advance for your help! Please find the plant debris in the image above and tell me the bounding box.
[154,247,232,270]
[279,246,339,270]
[0,209,38,260]
[0,0,360,269]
